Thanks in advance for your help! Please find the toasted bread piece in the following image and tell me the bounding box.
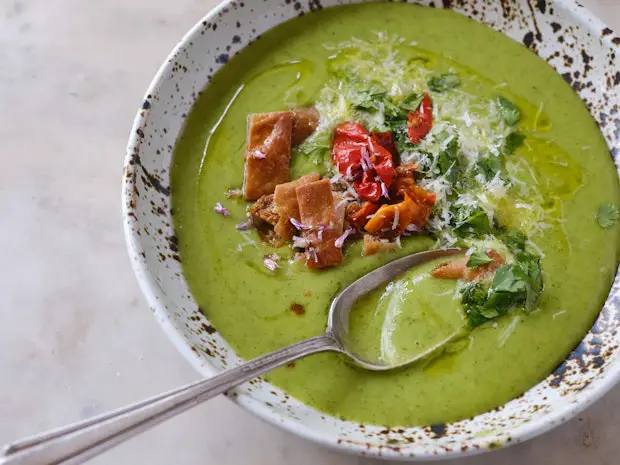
[244,112,293,200]
[362,234,399,256]
[273,173,320,239]
[296,179,344,268]
[431,250,505,281]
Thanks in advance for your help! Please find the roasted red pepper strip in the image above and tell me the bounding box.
[407,92,433,145]
[371,131,398,158]
[332,123,395,202]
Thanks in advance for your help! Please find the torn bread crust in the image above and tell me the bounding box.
[273,173,320,239]
[244,112,293,201]
[248,194,279,226]
[431,250,505,281]
[296,179,344,268]
[291,108,320,146]
[362,234,399,256]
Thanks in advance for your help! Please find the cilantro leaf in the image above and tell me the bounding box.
[428,73,461,92]
[476,156,502,181]
[461,283,491,327]
[485,256,543,313]
[479,307,500,319]
[459,237,543,327]
[296,142,330,164]
[351,89,387,112]
[467,250,493,268]
[596,203,619,229]
[383,98,406,121]
[389,121,416,154]
[484,264,529,310]
[454,204,494,236]
[398,93,424,112]
[503,132,526,154]
[436,133,460,183]
[519,253,543,300]
[497,96,521,126]
[503,228,527,254]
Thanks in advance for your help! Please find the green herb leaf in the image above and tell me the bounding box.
[476,156,502,181]
[454,204,494,236]
[398,93,424,112]
[491,264,529,294]
[390,122,415,153]
[461,283,491,327]
[428,73,461,92]
[503,228,527,254]
[436,133,460,183]
[503,132,526,154]
[485,256,543,312]
[296,143,330,164]
[383,98,406,121]
[484,264,529,311]
[467,250,493,268]
[596,203,619,229]
[519,253,543,301]
[479,307,500,319]
[459,241,543,327]
[497,96,521,126]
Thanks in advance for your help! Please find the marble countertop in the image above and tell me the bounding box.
[1,1,619,464]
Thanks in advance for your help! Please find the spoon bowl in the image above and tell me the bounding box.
[327,248,464,370]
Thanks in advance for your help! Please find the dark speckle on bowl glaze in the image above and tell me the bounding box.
[123,0,620,460]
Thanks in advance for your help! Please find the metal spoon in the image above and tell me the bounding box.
[1,248,463,465]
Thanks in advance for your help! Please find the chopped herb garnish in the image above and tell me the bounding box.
[467,250,493,268]
[596,203,619,229]
[461,283,491,327]
[428,73,461,92]
[503,132,526,154]
[398,93,424,112]
[502,228,527,254]
[476,156,501,181]
[454,205,494,236]
[460,244,543,327]
[296,142,330,164]
[497,96,521,126]
[436,133,460,183]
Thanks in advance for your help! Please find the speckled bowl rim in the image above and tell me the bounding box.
[123,0,620,460]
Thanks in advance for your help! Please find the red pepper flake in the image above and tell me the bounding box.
[290,303,305,315]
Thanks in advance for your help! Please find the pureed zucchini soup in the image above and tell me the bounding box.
[171,3,620,426]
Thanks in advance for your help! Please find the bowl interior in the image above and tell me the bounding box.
[123,0,620,459]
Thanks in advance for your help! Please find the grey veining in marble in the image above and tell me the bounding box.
[1,0,619,464]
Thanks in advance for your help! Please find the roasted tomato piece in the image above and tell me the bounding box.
[369,143,395,189]
[332,140,364,176]
[406,92,433,145]
[332,122,395,202]
[354,172,383,202]
[347,201,380,229]
[371,131,398,158]
[333,122,368,144]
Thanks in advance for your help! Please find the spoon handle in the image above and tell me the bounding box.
[1,333,339,465]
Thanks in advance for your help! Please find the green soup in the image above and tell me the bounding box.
[171,3,620,427]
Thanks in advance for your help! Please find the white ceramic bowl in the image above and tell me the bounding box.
[123,0,620,460]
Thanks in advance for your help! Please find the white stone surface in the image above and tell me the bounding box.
[0,0,619,464]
